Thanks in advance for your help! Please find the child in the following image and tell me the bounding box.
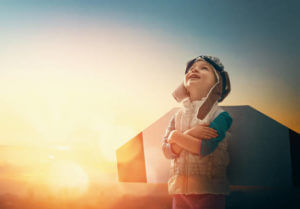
[161,55,233,209]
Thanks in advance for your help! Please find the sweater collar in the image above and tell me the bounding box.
[182,96,207,110]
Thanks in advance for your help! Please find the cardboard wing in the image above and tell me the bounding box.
[116,105,299,188]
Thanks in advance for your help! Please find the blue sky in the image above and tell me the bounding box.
[1,0,299,81]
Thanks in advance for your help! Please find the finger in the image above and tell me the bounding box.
[201,134,213,139]
[204,127,218,133]
[204,133,218,139]
[210,130,219,136]
[201,135,210,139]
[204,134,215,139]
[211,133,219,138]
[202,128,218,136]
[204,130,218,138]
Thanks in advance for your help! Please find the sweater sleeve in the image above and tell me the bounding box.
[161,114,180,159]
[200,111,233,156]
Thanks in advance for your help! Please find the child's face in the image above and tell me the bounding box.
[184,60,217,95]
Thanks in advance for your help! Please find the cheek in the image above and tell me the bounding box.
[183,75,189,85]
[208,78,216,86]
[212,74,217,83]
[205,72,217,83]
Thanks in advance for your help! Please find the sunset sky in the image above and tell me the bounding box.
[0,0,299,196]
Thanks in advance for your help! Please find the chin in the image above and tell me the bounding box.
[188,80,201,87]
[188,82,204,90]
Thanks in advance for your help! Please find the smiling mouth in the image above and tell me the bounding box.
[188,74,200,80]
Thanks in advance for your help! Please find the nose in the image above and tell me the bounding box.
[190,68,198,73]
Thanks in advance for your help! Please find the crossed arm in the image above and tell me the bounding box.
[161,111,233,159]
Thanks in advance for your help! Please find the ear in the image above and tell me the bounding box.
[171,82,189,102]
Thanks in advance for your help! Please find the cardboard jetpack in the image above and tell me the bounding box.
[116,105,300,188]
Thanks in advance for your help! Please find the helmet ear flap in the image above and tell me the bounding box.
[218,71,231,102]
[171,81,189,102]
[197,72,223,120]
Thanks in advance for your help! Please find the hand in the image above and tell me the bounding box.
[184,123,218,140]
[170,143,183,155]
[167,130,183,154]
[167,130,179,144]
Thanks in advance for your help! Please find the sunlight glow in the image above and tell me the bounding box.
[45,161,89,199]
[97,122,137,162]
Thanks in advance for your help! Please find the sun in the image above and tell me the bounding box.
[45,160,89,199]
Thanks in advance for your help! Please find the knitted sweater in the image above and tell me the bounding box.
[161,97,233,195]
